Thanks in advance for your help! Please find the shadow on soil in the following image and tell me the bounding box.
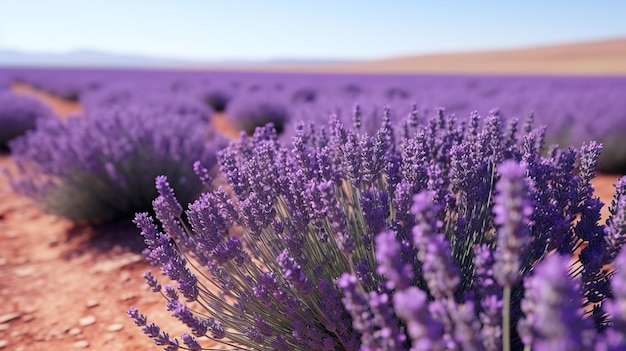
[60,219,146,260]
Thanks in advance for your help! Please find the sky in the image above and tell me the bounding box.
[1,0,625,61]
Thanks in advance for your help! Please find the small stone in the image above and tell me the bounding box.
[107,323,123,332]
[0,324,8,331]
[5,230,17,238]
[73,340,89,349]
[78,316,96,327]
[91,253,142,273]
[14,257,28,265]
[13,266,37,277]
[68,328,82,336]
[0,340,8,349]
[22,315,34,322]
[0,258,6,266]
[119,293,136,301]
[20,305,37,314]
[119,271,131,282]
[85,299,99,308]
[0,313,20,324]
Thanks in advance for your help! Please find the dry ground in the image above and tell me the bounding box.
[0,69,623,350]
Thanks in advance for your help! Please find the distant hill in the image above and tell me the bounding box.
[0,49,349,68]
[267,37,626,75]
[0,49,193,67]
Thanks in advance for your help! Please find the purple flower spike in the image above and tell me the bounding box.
[605,177,626,260]
[411,191,460,298]
[337,273,375,342]
[180,332,201,351]
[142,323,161,338]
[193,160,213,187]
[170,300,208,337]
[493,160,533,287]
[602,248,626,348]
[518,254,593,351]
[375,230,414,290]
[127,306,147,326]
[143,271,162,293]
[393,287,444,351]
[277,249,313,295]
[155,175,183,217]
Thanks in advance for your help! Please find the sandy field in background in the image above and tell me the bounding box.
[227,37,626,75]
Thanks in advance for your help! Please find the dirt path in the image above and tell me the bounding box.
[11,83,83,119]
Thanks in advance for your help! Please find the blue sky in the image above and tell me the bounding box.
[1,0,625,61]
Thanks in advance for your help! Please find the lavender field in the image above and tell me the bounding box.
[3,67,626,170]
[1,65,626,351]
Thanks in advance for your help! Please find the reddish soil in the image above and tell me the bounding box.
[0,83,622,351]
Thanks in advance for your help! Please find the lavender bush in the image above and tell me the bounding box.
[227,92,291,134]
[200,86,232,112]
[0,92,55,151]
[130,106,626,350]
[7,104,226,223]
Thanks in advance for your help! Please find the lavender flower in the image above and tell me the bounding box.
[492,160,533,287]
[599,246,626,349]
[518,254,594,350]
[411,191,460,299]
[604,177,626,261]
[393,287,444,351]
[375,230,414,290]
[227,91,290,134]
[127,307,181,350]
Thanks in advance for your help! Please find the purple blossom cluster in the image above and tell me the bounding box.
[6,103,226,223]
[130,104,626,351]
[0,92,55,151]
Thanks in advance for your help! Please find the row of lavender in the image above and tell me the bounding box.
[2,67,626,171]
[1,68,228,223]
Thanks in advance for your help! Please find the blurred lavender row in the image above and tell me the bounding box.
[1,67,625,171]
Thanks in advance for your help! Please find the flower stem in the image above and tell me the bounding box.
[503,285,511,351]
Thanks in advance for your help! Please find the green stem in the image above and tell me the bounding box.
[503,285,511,351]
